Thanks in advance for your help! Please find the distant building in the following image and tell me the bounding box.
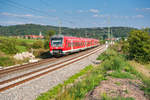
[24,32,44,39]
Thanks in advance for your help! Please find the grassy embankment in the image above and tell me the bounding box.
[0,36,46,67]
[0,36,39,52]
[36,48,150,100]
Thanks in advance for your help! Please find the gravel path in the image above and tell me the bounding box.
[0,46,106,100]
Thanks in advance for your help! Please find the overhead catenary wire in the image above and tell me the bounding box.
[4,0,57,18]
[1,0,95,38]
[2,0,75,26]
[2,0,89,29]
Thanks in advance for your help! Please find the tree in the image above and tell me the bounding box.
[128,29,150,63]
[32,40,44,49]
[44,30,56,49]
[0,24,136,38]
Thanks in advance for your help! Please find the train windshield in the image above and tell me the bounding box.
[51,38,63,47]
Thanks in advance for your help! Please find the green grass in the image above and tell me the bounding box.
[54,66,106,100]
[97,49,118,61]
[0,56,15,67]
[102,57,126,71]
[16,38,38,44]
[108,71,135,79]
[0,36,37,44]
[114,82,121,86]
[126,62,150,98]
[113,97,135,100]
[138,74,150,98]
[101,93,135,100]
[16,45,27,53]
[144,63,150,70]
[64,65,93,85]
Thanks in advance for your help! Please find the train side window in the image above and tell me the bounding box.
[66,40,67,47]
[68,42,71,47]
[76,42,77,47]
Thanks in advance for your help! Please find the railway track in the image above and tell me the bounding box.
[0,58,57,75]
[0,45,106,92]
[0,46,100,77]
[0,47,97,77]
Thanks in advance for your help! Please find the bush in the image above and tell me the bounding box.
[98,49,126,71]
[0,39,18,54]
[102,56,125,71]
[44,40,50,49]
[108,71,135,79]
[110,43,121,52]
[33,49,46,57]
[32,40,44,49]
[121,41,129,55]
[97,49,118,61]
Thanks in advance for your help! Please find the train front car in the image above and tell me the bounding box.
[49,35,64,56]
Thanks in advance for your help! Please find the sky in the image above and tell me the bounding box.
[0,0,150,28]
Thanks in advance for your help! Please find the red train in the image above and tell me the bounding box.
[49,35,99,55]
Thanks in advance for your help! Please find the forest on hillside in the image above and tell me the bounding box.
[0,24,139,39]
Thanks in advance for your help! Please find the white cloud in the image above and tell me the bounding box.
[48,9,56,12]
[0,21,26,25]
[77,9,99,13]
[144,8,150,10]
[92,14,108,18]
[111,15,129,19]
[93,14,141,19]
[89,9,99,13]
[0,12,44,19]
[93,14,99,17]
[77,10,84,13]
[132,15,144,18]
[124,16,129,19]
[136,8,150,11]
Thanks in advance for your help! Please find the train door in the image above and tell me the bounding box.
[71,39,73,51]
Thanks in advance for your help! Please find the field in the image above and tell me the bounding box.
[0,36,37,44]
[0,36,45,67]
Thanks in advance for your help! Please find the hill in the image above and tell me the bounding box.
[0,24,137,39]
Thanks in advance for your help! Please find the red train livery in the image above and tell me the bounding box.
[49,35,99,55]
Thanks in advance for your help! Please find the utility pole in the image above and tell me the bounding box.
[59,20,62,34]
[107,16,111,42]
[85,30,88,37]
[107,16,110,41]
[111,28,113,39]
